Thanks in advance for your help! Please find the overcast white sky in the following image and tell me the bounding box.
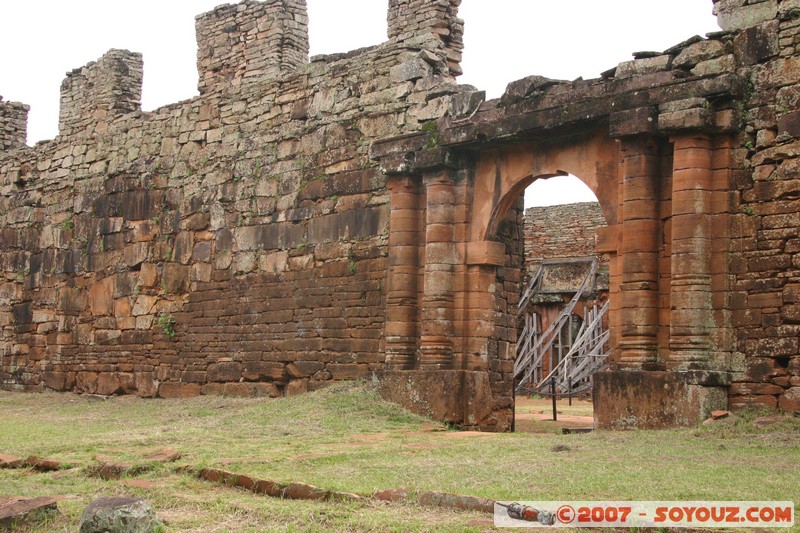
[0,0,720,206]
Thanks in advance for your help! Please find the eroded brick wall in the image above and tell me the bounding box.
[722,0,800,411]
[523,202,607,274]
[0,0,468,398]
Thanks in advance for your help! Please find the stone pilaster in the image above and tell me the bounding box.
[385,175,422,370]
[418,170,457,369]
[617,136,662,369]
[668,133,714,370]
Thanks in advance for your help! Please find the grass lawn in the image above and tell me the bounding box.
[1,381,798,531]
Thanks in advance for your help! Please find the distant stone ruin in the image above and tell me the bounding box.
[1,0,799,430]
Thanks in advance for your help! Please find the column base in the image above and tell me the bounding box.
[418,342,453,370]
[593,370,730,429]
[376,370,512,432]
[384,341,416,370]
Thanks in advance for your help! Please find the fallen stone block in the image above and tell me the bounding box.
[282,482,328,501]
[79,497,160,533]
[418,491,495,514]
[254,479,286,497]
[0,497,59,527]
[328,491,364,502]
[25,456,64,472]
[0,454,23,468]
[198,467,238,485]
[142,448,181,463]
[87,462,151,480]
[374,488,409,502]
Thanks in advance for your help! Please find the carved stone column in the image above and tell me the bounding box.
[668,133,714,369]
[418,171,456,369]
[618,136,661,368]
[385,175,422,370]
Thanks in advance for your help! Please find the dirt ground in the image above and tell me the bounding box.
[514,396,594,433]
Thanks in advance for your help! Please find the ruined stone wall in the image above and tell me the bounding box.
[0,98,29,151]
[0,0,468,398]
[523,202,607,273]
[59,50,144,138]
[196,0,309,95]
[718,0,800,411]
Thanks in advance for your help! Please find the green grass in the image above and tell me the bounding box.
[1,382,799,532]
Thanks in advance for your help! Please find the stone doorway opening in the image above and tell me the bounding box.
[502,175,611,432]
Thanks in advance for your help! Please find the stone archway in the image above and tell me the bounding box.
[374,93,738,431]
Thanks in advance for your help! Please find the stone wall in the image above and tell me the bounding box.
[523,202,607,273]
[3,0,800,428]
[718,0,800,412]
[58,50,143,138]
[196,0,309,95]
[0,97,29,151]
[0,0,469,400]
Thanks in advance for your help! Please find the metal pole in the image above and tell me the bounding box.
[551,377,557,421]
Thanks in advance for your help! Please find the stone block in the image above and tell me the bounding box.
[674,40,727,69]
[158,383,201,398]
[287,361,324,378]
[0,497,58,527]
[734,22,779,65]
[42,371,68,391]
[207,362,242,382]
[377,370,504,431]
[778,387,800,412]
[162,264,190,294]
[374,488,408,502]
[241,361,287,381]
[389,59,431,83]
[222,382,281,398]
[778,110,800,137]
[714,0,778,31]
[615,55,671,79]
[419,491,495,513]
[593,371,729,429]
[285,378,309,396]
[78,497,160,533]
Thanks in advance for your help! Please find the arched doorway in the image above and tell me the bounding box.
[515,176,611,431]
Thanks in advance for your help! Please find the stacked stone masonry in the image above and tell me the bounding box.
[0,98,29,152]
[1,0,800,430]
[523,202,607,273]
[0,0,470,406]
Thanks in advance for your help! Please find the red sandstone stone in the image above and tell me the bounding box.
[373,488,408,502]
[283,482,329,501]
[158,383,201,398]
[778,387,800,413]
[142,448,180,463]
[418,490,495,513]
[25,456,62,472]
[234,474,257,491]
[0,454,23,468]
[254,479,285,497]
[711,410,730,420]
[285,379,308,396]
[207,362,242,382]
[0,497,58,525]
[91,463,133,480]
